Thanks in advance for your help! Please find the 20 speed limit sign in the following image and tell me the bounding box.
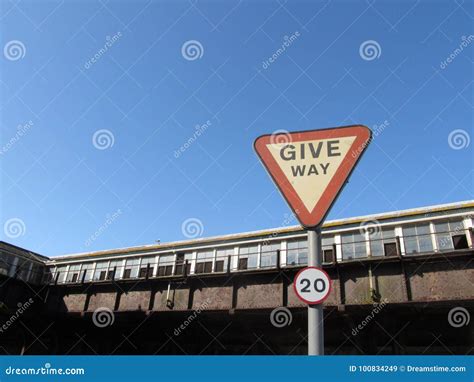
[294,267,331,304]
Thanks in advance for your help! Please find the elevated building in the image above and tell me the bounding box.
[1,201,473,354]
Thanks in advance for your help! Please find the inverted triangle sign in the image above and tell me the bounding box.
[254,125,372,228]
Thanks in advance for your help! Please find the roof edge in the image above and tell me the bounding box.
[51,199,474,260]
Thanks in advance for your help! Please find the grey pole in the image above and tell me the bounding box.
[308,227,324,355]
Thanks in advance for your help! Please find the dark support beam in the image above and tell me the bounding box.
[148,286,155,311]
[335,263,345,305]
[146,264,151,280]
[282,272,288,306]
[187,282,194,310]
[183,260,188,277]
[231,279,238,309]
[84,291,91,312]
[43,286,50,304]
[400,261,412,302]
[114,291,121,311]
[396,237,412,302]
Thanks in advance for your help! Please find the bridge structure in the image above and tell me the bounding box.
[0,201,473,355]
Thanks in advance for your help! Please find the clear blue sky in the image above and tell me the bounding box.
[1,0,473,257]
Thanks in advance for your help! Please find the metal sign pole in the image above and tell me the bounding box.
[308,227,324,355]
[254,126,372,355]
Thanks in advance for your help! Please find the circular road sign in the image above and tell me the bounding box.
[294,267,331,304]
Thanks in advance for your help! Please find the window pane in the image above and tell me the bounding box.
[239,245,258,269]
[299,249,308,264]
[342,243,353,259]
[66,264,81,282]
[29,264,42,284]
[403,226,416,237]
[287,251,297,265]
[354,242,367,258]
[370,239,384,257]
[403,224,433,254]
[157,255,174,276]
[216,248,233,257]
[57,266,67,283]
[341,233,353,244]
[248,253,258,269]
[197,251,213,261]
[216,248,232,271]
[450,220,464,233]
[434,222,449,233]
[262,242,280,252]
[108,260,122,278]
[404,237,418,254]
[158,255,173,266]
[287,239,307,265]
[342,232,367,259]
[261,242,279,268]
[141,257,155,265]
[81,264,94,281]
[260,253,276,267]
[418,236,433,252]
[434,221,451,250]
[416,224,430,235]
[367,228,396,257]
[322,236,334,248]
[94,262,108,280]
[125,258,140,278]
[139,257,155,277]
[287,241,298,250]
[195,251,213,273]
[288,240,304,249]
[0,252,11,276]
[16,259,29,281]
[437,234,453,251]
[382,228,395,240]
[239,246,249,255]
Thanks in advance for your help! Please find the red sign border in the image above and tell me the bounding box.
[254,125,372,228]
[293,266,332,305]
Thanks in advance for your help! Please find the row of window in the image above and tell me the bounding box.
[48,219,472,284]
[0,251,45,285]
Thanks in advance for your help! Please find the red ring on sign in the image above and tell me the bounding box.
[293,266,332,305]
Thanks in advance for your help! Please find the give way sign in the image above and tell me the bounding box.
[254,125,371,228]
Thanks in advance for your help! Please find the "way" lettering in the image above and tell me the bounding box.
[291,163,330,176]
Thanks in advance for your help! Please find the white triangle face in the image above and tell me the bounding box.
[266,136,356,212]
